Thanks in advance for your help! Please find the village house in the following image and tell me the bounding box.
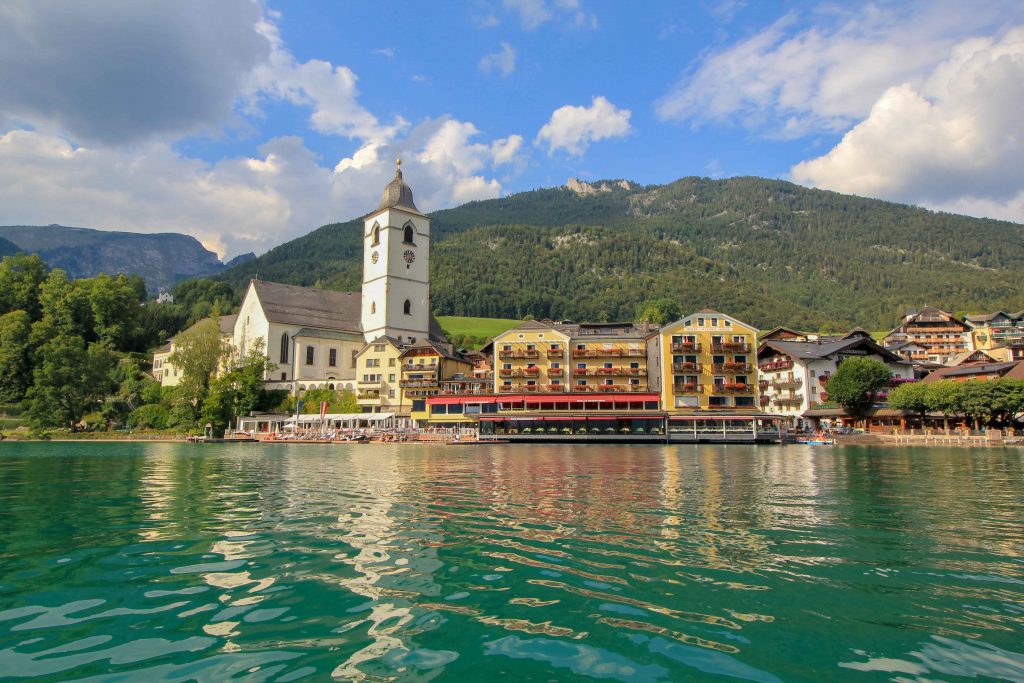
[757,331,915,429]
[883,306,973,364]
[964,311,1024,362]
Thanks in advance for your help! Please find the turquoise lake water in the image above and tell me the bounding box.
[0,442,1022,682]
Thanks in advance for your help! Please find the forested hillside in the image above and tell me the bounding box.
[0,236,18,258]
[215,176,1024,330]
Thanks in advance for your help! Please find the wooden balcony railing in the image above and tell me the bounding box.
[771,378,802,389]
[498,349,540,359]
[670,342,701,352]
[546,367,563,376]
[716,383,753,394]
[672,382,700,394]
[403,364,438,372]
[759,359,793,372]
[572,348,645,358]
[546,348,564,358]
[399,379,438,388]
[712,362,752,374]
[572,384,592,392]
[672,362,701,373]
[711,342,751,353]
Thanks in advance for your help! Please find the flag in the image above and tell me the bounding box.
[320,401,328,418]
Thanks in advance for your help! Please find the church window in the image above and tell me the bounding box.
[305,346,315,365]
[371,223,380,246]
[328,349,337,367]
[404,299,411,315]
[403,224,414,244]
[280,372,287,381]
[280,333,289,363]
[371,301,376,314]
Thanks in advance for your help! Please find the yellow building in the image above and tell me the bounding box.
[399,340,473,423]
[354,336,407,416]
[964,311,1024,362]
[660,310,759,411]
[493,320,656,395]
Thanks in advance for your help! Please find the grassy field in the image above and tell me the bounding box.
[437,316,521,341]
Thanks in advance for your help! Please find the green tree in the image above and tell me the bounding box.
[83,273,143,348]
[924,381,967,427]
[24,337,116,429]
[886,381,930,424]
[0,310,33,404]
[637,298,682,325]
[0,253,47,320]
[825,357,893,421]
[127,404,170,430]
[299,387,359,413]
[168,317,225,421]
[200,339,274,435]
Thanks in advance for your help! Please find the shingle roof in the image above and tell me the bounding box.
[921,361,1020,382]
[760,337,903,363]
[252,280,361,332]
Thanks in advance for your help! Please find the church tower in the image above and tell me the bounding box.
[361,160,431,344]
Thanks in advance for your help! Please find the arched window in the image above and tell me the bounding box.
[403,224,414,244]
[280,332,289,363]
[404,299,411,315]
[371,223,380,246]
[371,301,376,314]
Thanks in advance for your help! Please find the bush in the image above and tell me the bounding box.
[127,404,170,430]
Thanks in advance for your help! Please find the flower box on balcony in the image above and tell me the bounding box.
[573,385,590,392]
[572,368,588,376]
[547,368,563,376]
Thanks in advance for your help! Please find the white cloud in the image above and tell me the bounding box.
[479,42,518,77]
[0,118,517,258]
[536,96,632,156]
[656,2,1018,138]
[245,16,406,142]
[791,27,1024,223]
[0,0,270,145]
[503,0,596,30]
[491,135,525,165]
[371,47,396,58]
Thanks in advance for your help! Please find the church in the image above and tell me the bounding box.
[223,161,456,414]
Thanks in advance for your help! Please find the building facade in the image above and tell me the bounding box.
[659,310,759,411]
[964,311,1024,362]
[883,307,972,364]
[757,334,915,427]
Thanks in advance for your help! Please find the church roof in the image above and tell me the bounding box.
[251,280,361,332]
[377,161,425,216]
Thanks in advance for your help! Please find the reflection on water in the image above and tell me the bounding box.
[0,442,1022,681]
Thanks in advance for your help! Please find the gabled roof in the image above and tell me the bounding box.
[760,326,808,341]
[948,349,999,366]
[921,361,1020,383]
[251,280,361,332]
[169,313,236,343]
[400,338,470,364]
[759,336,904,363]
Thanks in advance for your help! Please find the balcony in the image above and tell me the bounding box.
[672,382,700,394]
[546,348,564,358]
[716,382,753,394]
[499,385,516,393]
[712,362,752,374]
[403,364,438,373]
[357,391,380,400]
[544,384,563,392]
[670,342,701,352]
[773,395,803,405]
[572,348,645,358]
[357,379,382,386]
[672,362,701,373]
[546,367,563,376]
[711,342,751,353]
[521,384,540,392]
[523,367,541,376]
[771,377,802,389]
[572,368,591,376]
[399,379,438,388]
[596,384,622,392]
[572,384,592,392]
[759,358,793,372]
[759,396,771,406]
[498,349,540,360]
[625,385,647,392]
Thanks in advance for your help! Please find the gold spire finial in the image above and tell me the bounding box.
[396,157,402,168]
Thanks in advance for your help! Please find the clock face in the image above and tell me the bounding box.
[371,251,379,264]
[403,250,416,264]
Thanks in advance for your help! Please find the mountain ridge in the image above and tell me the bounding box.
[212,175,1024,330]
[0,224,226,293]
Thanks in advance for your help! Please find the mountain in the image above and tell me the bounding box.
[0,236,18,258]
[0,225,225,293]
[215,176,1024,331]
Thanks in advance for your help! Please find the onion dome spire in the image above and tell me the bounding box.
[378,157,420,213]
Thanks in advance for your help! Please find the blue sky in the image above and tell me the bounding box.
[0,1,1021,257]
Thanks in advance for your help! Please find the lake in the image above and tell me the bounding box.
[0,442,1022,682]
